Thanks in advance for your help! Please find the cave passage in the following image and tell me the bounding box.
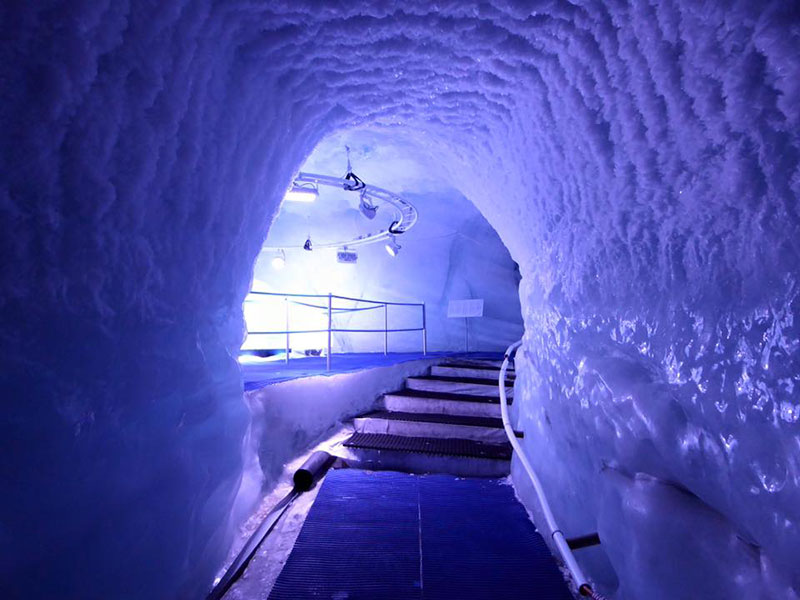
[1,2,800,599]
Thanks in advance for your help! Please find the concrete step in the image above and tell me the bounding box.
[431,364,516,380]
[406,375,513,398]
[335,432,511,477]
[380,389,508,418]
[354,410,521,443]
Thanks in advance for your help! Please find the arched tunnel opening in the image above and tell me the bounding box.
[1,2,799,599]
[242,130,523,357]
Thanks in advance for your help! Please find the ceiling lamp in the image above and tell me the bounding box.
[337,248,358,264]
[303,237,313,251]
[284,183,318,203]
[358,191,378,219]
[384,236,401,257]
[271,249,286,270]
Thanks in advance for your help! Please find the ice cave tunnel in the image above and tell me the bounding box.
[2,2,800,599]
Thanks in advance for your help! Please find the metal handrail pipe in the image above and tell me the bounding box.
[247,290,423,308]
[248,327,424,336]
[244,290,428,371]
[329,293,424,307]
[326,294,332,371]
[248,291,329,299]
[248,329,330,335]
[330,327,423,333]
[499,340,603,599]
[288,301,383,313]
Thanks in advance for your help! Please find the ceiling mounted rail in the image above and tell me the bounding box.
[263,171,418,251]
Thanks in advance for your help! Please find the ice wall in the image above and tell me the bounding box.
[2,1,799,598]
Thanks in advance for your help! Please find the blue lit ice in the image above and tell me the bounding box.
[1,1,799,598]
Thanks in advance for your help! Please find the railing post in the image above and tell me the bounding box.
[284,296,290,363]
[422,303,427,355]
[383,304,388,355]
[327,293,332,371]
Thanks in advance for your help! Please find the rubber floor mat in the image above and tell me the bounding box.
[268,469,573,600]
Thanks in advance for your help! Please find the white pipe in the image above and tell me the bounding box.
[499,340,593,595]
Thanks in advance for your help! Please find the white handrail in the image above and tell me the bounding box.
[500,340,604,600]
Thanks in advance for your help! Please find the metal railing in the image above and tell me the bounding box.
[500,341,607,600]
[245,291,427,370]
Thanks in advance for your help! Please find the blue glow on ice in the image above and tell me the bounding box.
[1,2,799,599]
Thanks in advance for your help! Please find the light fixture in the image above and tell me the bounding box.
[385,235,401,257]
[337,248,358,264]
[271,249,285,270]
[358,191,378,220]
[284,183,318,203]
[259,168,418,254]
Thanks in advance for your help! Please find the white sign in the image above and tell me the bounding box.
[447,299,484,318]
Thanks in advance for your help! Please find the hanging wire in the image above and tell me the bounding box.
[343,145,366,191]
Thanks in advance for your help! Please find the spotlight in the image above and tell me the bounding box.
[337,248,358,264]
[285,183,318,203]
[358,192,378,220]
[385,236,401,257]
[303,237,313,251]
[271,250,285,270]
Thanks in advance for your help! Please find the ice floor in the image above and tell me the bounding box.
[240,351,503,390]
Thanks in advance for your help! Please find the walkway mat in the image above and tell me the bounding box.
[268,469,572,600]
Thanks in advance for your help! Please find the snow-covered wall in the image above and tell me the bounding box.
[246,358,442,490]
[2,1,799,598]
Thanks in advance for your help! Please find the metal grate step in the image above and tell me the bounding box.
[344,432,512,460]
[388,388,512,404]
[411,374,515,386]
[360,410,503,430]
[442,359,512,369]
[440,361,516,373]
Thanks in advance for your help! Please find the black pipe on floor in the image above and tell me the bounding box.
[566,532,601,550]
[206,451,335,600]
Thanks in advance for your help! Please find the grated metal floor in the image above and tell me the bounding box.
[343,432,513,460]
[386,388,512,404]
[268,469,573,600]
[360,410,507,429]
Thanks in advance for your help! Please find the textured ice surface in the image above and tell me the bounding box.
[1,1,799,598]
[512,278,800,598]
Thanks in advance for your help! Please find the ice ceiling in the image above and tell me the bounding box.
[1,1,799,599]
